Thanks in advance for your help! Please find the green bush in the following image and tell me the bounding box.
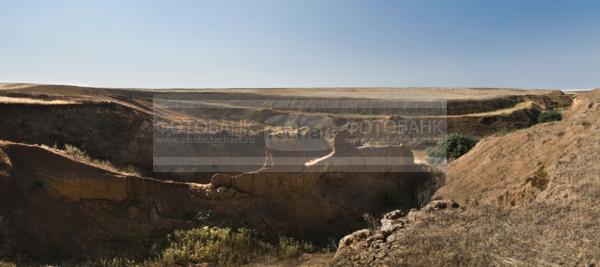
[158,227,314,266]
[427,133,478,162]
[538,110,562,123]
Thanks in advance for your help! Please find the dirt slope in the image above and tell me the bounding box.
[437,89,600,205]
[334,89,600,266]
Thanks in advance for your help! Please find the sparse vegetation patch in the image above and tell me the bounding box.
[157,227,314,266]
[538,110,562,123]
[59,144,141,176]
[427,133,478,163]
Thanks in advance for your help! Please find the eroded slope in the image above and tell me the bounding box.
[334,89,600,266]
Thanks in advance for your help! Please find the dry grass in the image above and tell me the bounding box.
[389,203,600,266]
[335,202,600,266]
[336,138,600,267]
[57,144,141,176]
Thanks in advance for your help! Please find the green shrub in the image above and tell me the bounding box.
[158,227,314,266]
[538,110,562,123]
[427,133,478,162]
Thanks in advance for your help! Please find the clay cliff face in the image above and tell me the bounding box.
[0,142,201,259]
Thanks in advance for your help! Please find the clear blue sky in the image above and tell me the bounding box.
[1,0,599,89]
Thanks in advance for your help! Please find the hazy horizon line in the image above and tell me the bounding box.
[3,81,595,91]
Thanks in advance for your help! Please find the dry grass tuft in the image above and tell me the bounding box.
[59,144,141,176]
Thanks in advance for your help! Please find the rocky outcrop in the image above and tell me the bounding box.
[333,200,461,266]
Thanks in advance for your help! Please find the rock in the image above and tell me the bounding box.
[334,199,464,266]
[422,200,460,212]
[339,229,371,247]
[379,224,400,237]
[375,250,387,259]
[383,210,403,220]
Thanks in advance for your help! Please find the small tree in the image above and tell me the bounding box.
[427,133,478,163]
[538,110,562,123]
